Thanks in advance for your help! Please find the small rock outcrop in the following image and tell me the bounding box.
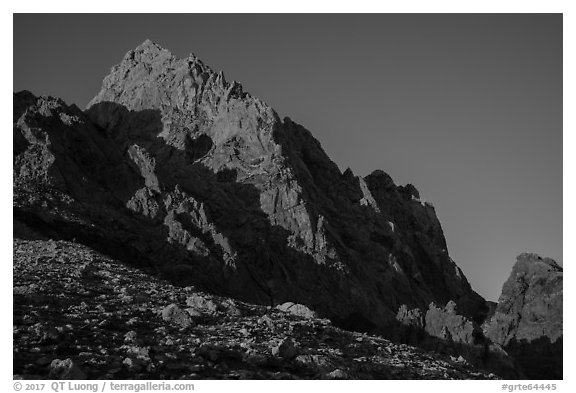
[483,253,563,379]
[425,301,483,345]
[395,302,522,379]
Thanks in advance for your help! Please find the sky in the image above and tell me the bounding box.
[13,14,562,301]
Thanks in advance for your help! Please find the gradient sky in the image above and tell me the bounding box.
[13,14,562,301]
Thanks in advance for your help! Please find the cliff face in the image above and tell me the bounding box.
[483,253,563,379]
[13,40,487,333]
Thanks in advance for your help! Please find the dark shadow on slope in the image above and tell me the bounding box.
[13,204,158,274]
[504,336,563,379]
[273,118,488,325]
[14,101,358,328]
[381,318,525,379]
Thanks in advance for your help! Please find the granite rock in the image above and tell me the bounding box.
[483,253,563,379]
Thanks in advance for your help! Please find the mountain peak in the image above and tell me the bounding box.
[116,39,174,71]
[21,40,487,344]
[135,38,165,52]
[516,252,562,271]
[89,40,248,113]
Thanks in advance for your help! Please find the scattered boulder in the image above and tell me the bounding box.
[124,331,137,343]
[161,304,195,328]
[48,358,86,380]
[325,368,348,379]
[271,338,298,359]
[123,357,134,368]
[186,294,218,314]
[276,302,318,319]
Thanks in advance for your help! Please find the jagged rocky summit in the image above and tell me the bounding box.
[14,39,488,332]
[483,253,563,379]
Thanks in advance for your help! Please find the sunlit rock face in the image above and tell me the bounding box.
[483,253,563,379]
